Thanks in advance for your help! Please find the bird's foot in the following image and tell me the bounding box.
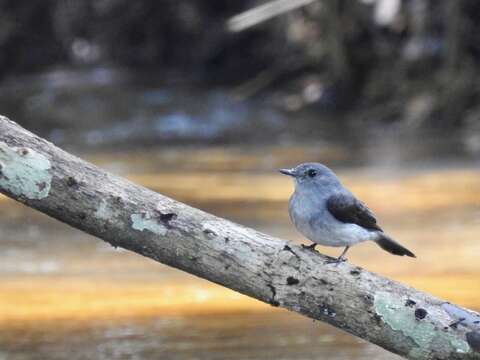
[325,256,348,266]
[301,243,317,251]
[325,246,350,265]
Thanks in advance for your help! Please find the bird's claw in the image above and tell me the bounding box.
[325,256,348,266]
[302,243,317,251]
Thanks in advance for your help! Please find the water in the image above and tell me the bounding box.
[0,68,479,359]
[0,313,398,360]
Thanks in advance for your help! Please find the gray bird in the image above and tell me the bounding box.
[280,163,415,262]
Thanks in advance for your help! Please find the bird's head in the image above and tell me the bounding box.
[279,162,341,191]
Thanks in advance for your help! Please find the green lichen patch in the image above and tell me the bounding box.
[0,143,52,199]
[374,291,471,358]
[95,199,114,220]
[131,213,167,235]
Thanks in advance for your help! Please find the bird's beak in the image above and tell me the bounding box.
[279,168,296,177]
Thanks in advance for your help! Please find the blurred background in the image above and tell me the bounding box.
[0,1,479,359]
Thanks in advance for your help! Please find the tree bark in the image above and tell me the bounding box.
[0,115,479,359]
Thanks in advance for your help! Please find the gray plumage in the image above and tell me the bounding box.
[280,163,415,261]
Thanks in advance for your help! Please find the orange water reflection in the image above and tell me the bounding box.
[0,152,478,359]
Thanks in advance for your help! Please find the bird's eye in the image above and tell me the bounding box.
[306,169,317,178]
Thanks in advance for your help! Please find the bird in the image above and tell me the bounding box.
[279,162,415,263]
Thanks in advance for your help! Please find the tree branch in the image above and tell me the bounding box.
[0,115,479,359]
[227,0,317,32]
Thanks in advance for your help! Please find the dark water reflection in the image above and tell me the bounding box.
[1,67,479,165]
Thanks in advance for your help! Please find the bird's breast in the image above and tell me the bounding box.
[288,193,373,247]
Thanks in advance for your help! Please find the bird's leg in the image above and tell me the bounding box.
[302,243,317,251]
[337,246,350,261]
[326,246,349,264]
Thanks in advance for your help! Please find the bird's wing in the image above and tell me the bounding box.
[326,193,383,232]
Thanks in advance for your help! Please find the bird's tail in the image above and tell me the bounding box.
[375,234,416,258]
